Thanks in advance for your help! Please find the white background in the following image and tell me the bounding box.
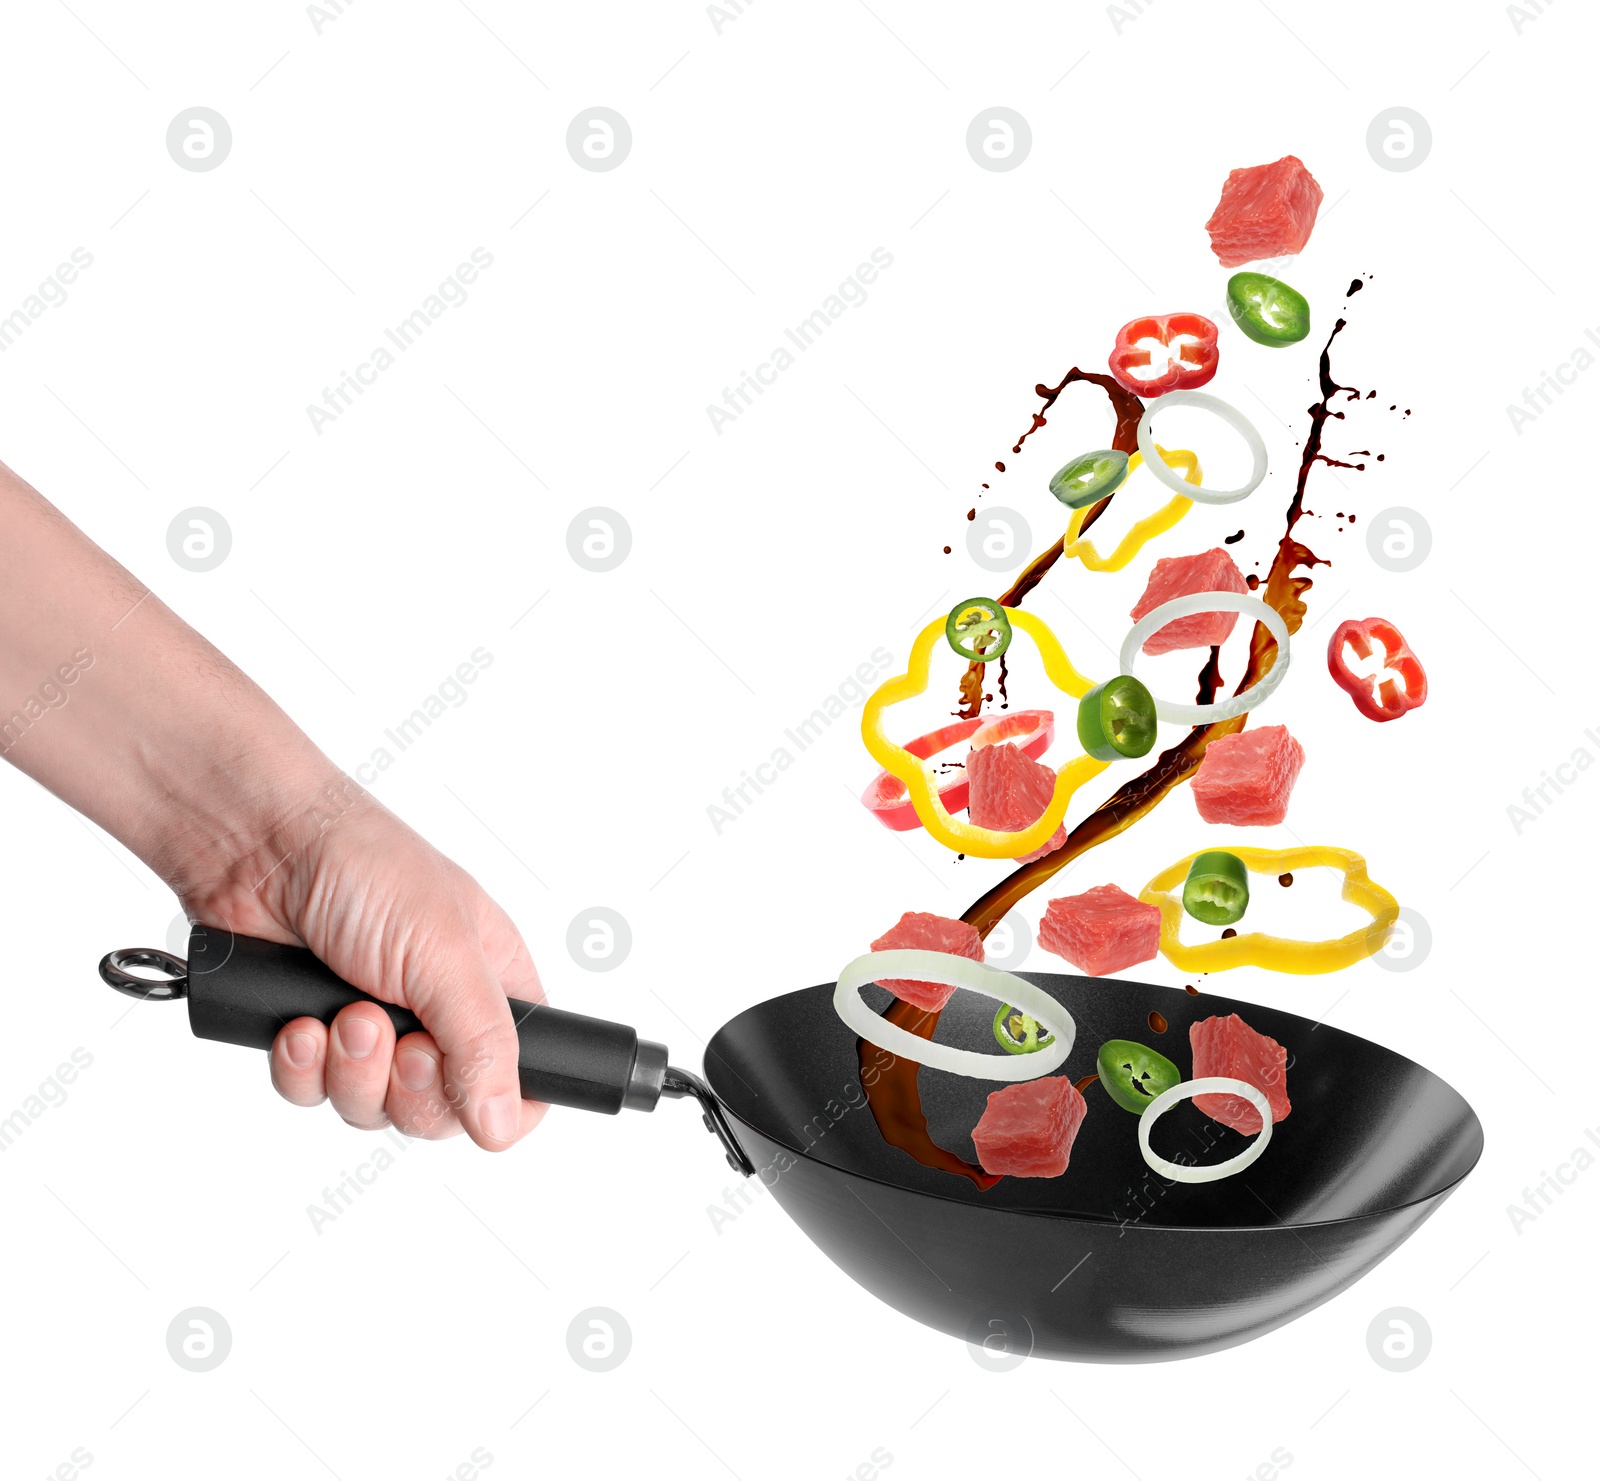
[1,2,1594,1478]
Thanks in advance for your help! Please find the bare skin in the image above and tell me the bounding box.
[0,458,542,1149]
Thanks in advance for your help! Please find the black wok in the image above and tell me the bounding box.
[100,925,1483,1363]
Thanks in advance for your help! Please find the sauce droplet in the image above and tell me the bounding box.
[1221,927,1238,939]
[994,461,1006,473]
[1074,1073,1099,1094]
[1184,984,1199,996]
[942,545,952,554]
[1278,872,1294,887]
[1224,529,1245,544]
[1147,1010,1168,1033]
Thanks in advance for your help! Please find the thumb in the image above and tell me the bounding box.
[406,938,540,1150]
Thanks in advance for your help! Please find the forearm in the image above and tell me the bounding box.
[0,459,342,898]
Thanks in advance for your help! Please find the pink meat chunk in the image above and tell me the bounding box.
[966,740,1066,863]
[972,1076,1088,1178]
[869,911,984,1011]
[1038,884,1161,977]
[1204,155,1324,269]
[1190,725,1306,826]
[1190,1013,1291,1135]
[1130,548,1250,655]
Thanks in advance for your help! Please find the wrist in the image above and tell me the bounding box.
[140,725,358,918]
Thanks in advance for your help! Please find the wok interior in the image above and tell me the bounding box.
[705,972,1483,1230]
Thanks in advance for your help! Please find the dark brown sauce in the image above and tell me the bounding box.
[955,662,985,718]
[960,315,1356,939]
[1013,366,1145,460]
[857,998,999,1189]
[1074,1073,1099,1094]
[865,316,1369,1180]
[1278,872,1294,887]
[1196,645,1223,705]
[1147,1010,1168,1034]
[1224,529,1245,544]
[1184,984,1199,997]
[1221,927,1238,939]
[958,371,1146,718]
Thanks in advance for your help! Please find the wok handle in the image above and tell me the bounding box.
[177,926,669,1116]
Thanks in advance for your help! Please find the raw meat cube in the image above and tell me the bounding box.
[1204,156,1324,268]
[1039,884,1161,977]
[972,1076,1088,1178]
[967,740,1066,863]
[870,911,984,1011]
[1190,725,1306,826]
[1130,548,1250,655]
[1190,1013,1291,1135]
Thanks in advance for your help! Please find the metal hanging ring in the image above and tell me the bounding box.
[98,947,189,1001]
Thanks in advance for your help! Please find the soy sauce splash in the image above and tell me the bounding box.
[958,370,1145,717]
[962,314,1360,939]
[856,999,999,1189]
[863,307,1377,1182]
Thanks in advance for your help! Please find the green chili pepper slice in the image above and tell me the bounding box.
[1097,1039,1182,1114]
[993,1003,1056,1054]
[1225,272,1311,347]
[1049,449,1130,509]
[945,598,1013,662]
[1076,675,1158,761]
[1182,849,1251,926]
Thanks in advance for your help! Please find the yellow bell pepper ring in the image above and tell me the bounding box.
[1138,845,1400,974]
[861,610,1109,858]
[1063,443,1201,573]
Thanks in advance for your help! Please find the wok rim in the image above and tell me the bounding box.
[703,976,1486,1237]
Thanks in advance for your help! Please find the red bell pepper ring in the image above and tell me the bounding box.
[1108,313,1220,397]
[1327,618,1428,722]
[860,710,1055,831]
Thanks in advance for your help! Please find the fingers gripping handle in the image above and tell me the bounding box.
[179,927,668,1115]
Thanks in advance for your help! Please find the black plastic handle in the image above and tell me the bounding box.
[183,926,668,1116]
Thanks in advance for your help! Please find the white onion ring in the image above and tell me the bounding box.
[1137,390,1267,505]
[1137,1076,1274,1183]
[1119,591,1290,725]
[834,950,1075,1081]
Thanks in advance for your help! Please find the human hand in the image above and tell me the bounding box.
[180,792,545,1150]
[0,460,540,1149]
